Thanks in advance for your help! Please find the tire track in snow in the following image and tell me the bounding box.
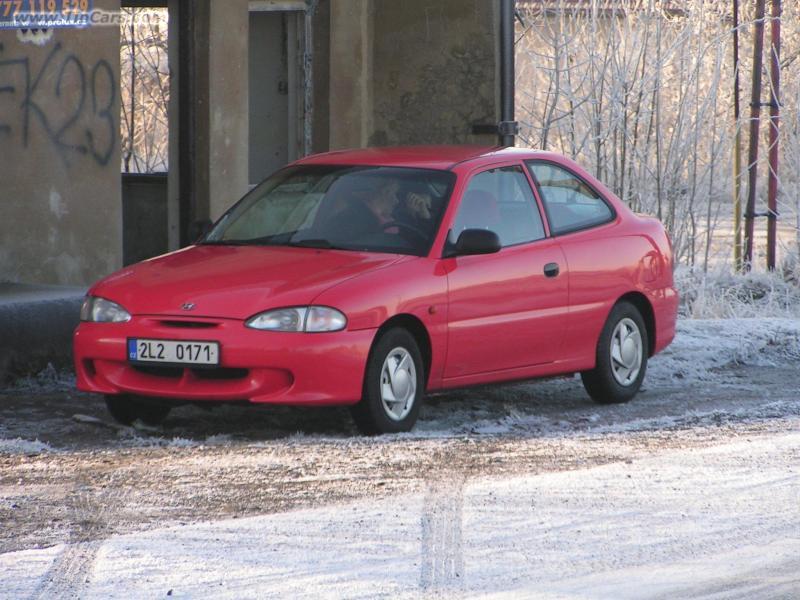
[420,472,466,592]
[32,476,122,599]
[33,540,103,600]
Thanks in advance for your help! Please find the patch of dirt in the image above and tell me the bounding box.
[1,364,798,555]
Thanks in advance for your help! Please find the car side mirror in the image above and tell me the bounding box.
[452,229,501,256]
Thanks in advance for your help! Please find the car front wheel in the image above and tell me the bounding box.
[351,328,425,435]
[105,394,172,426]
[581,301,648,404]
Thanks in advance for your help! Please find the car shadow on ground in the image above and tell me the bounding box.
[3,363,797,452]
[1,376,592,450]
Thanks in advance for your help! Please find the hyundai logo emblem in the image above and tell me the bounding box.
[181,302,196,311]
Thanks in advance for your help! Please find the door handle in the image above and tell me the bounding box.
[544,262,560,278]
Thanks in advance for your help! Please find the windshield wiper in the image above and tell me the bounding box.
[287,238,342,249]
[201,234,286,246]
[287,238,358,251]
[202,236,352,250]
[199,239,261,246]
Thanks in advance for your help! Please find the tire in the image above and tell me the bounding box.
[581,301,649,404]
[350,327,425,435]
[105,394,171,426]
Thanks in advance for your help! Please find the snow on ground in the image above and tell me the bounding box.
[7,362,75,393]
[0,437,53,455]
[0,546,63,600]
[647,317,800,384]
[464,433,800,598]
[3,432,798,599]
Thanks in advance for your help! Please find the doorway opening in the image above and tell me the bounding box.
[249,3,308,185]
[120,2,169,265]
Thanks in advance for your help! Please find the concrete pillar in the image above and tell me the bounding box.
[171,0,249,246]
[311,0,331,155]
[167,0,181,250]
[207,0,249,220]
[329,0,373,150]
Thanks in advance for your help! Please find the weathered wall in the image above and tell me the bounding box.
[328,0,498,150]
[371,0,498,146]
[0,0,122,286]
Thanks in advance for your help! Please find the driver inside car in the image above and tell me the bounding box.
[329,178,434,241]
[393,182,436,235]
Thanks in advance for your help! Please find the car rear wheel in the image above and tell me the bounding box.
[351,328,425,435]
[581,301,648,404]
[105,394,172,426]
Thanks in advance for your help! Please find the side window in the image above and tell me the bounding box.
[451,165,545,248]
[527,162,614,235]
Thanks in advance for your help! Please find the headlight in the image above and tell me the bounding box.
[80,296,131,323]
[245,306,347,332]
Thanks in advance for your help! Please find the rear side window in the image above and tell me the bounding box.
[450,165,545,248]
[526,162,614,235]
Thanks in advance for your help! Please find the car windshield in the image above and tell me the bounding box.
[203,165,456,256]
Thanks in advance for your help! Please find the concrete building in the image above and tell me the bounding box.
[0,0,508,290]
[0,0,123,286]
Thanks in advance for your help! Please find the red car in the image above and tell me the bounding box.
[74,146,678,434]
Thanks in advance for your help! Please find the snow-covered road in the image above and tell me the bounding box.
[2,318,800,598]
[4,432,799,599]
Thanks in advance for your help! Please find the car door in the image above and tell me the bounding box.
[526,159,620,362]
[442,163,569,379]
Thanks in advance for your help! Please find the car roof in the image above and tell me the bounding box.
[294,145,554,171]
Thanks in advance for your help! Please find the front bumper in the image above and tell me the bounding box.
[74,316,375,405]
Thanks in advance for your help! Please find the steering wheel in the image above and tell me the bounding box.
[381,220,429,245]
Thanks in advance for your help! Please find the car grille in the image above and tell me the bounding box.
[132,365,183,378]
[131,364,249,380]
[191,368,249,380]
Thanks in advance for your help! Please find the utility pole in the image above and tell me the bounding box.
[732,0,743,271]
[744,0,767,269]
[499,0,518,147]
[766,0,781,270]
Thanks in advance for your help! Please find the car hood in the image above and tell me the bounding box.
[91,245,407,319]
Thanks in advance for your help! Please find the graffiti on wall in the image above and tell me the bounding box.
[0,40,116,166]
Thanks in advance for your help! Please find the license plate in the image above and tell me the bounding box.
[128,339,219,366]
